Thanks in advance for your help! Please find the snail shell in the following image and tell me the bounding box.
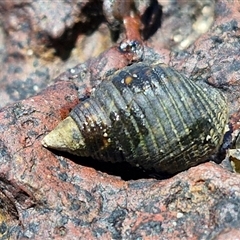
[42,62,228,174]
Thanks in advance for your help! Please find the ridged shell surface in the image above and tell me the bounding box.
[43,62,228,174]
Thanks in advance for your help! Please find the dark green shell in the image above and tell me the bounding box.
[69,62,228,174]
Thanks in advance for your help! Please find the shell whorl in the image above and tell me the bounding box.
[42,62,228,174]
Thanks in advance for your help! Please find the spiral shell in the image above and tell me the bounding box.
[42,62,228,174]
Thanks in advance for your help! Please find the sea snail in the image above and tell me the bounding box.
[42,62,228,174]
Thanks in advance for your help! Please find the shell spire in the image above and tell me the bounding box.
[42,116,87,156]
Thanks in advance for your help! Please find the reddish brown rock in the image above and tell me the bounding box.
[0,0,162,108]
[0,0,240,239]
[215,228,240,240]
[0,0,112,108]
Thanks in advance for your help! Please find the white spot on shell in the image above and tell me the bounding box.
[185,128,190,134]
[206,135,211,141]
[210,129,214,136]
[103,132,108,137]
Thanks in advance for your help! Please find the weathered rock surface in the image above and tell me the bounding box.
[0,0,240,239]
